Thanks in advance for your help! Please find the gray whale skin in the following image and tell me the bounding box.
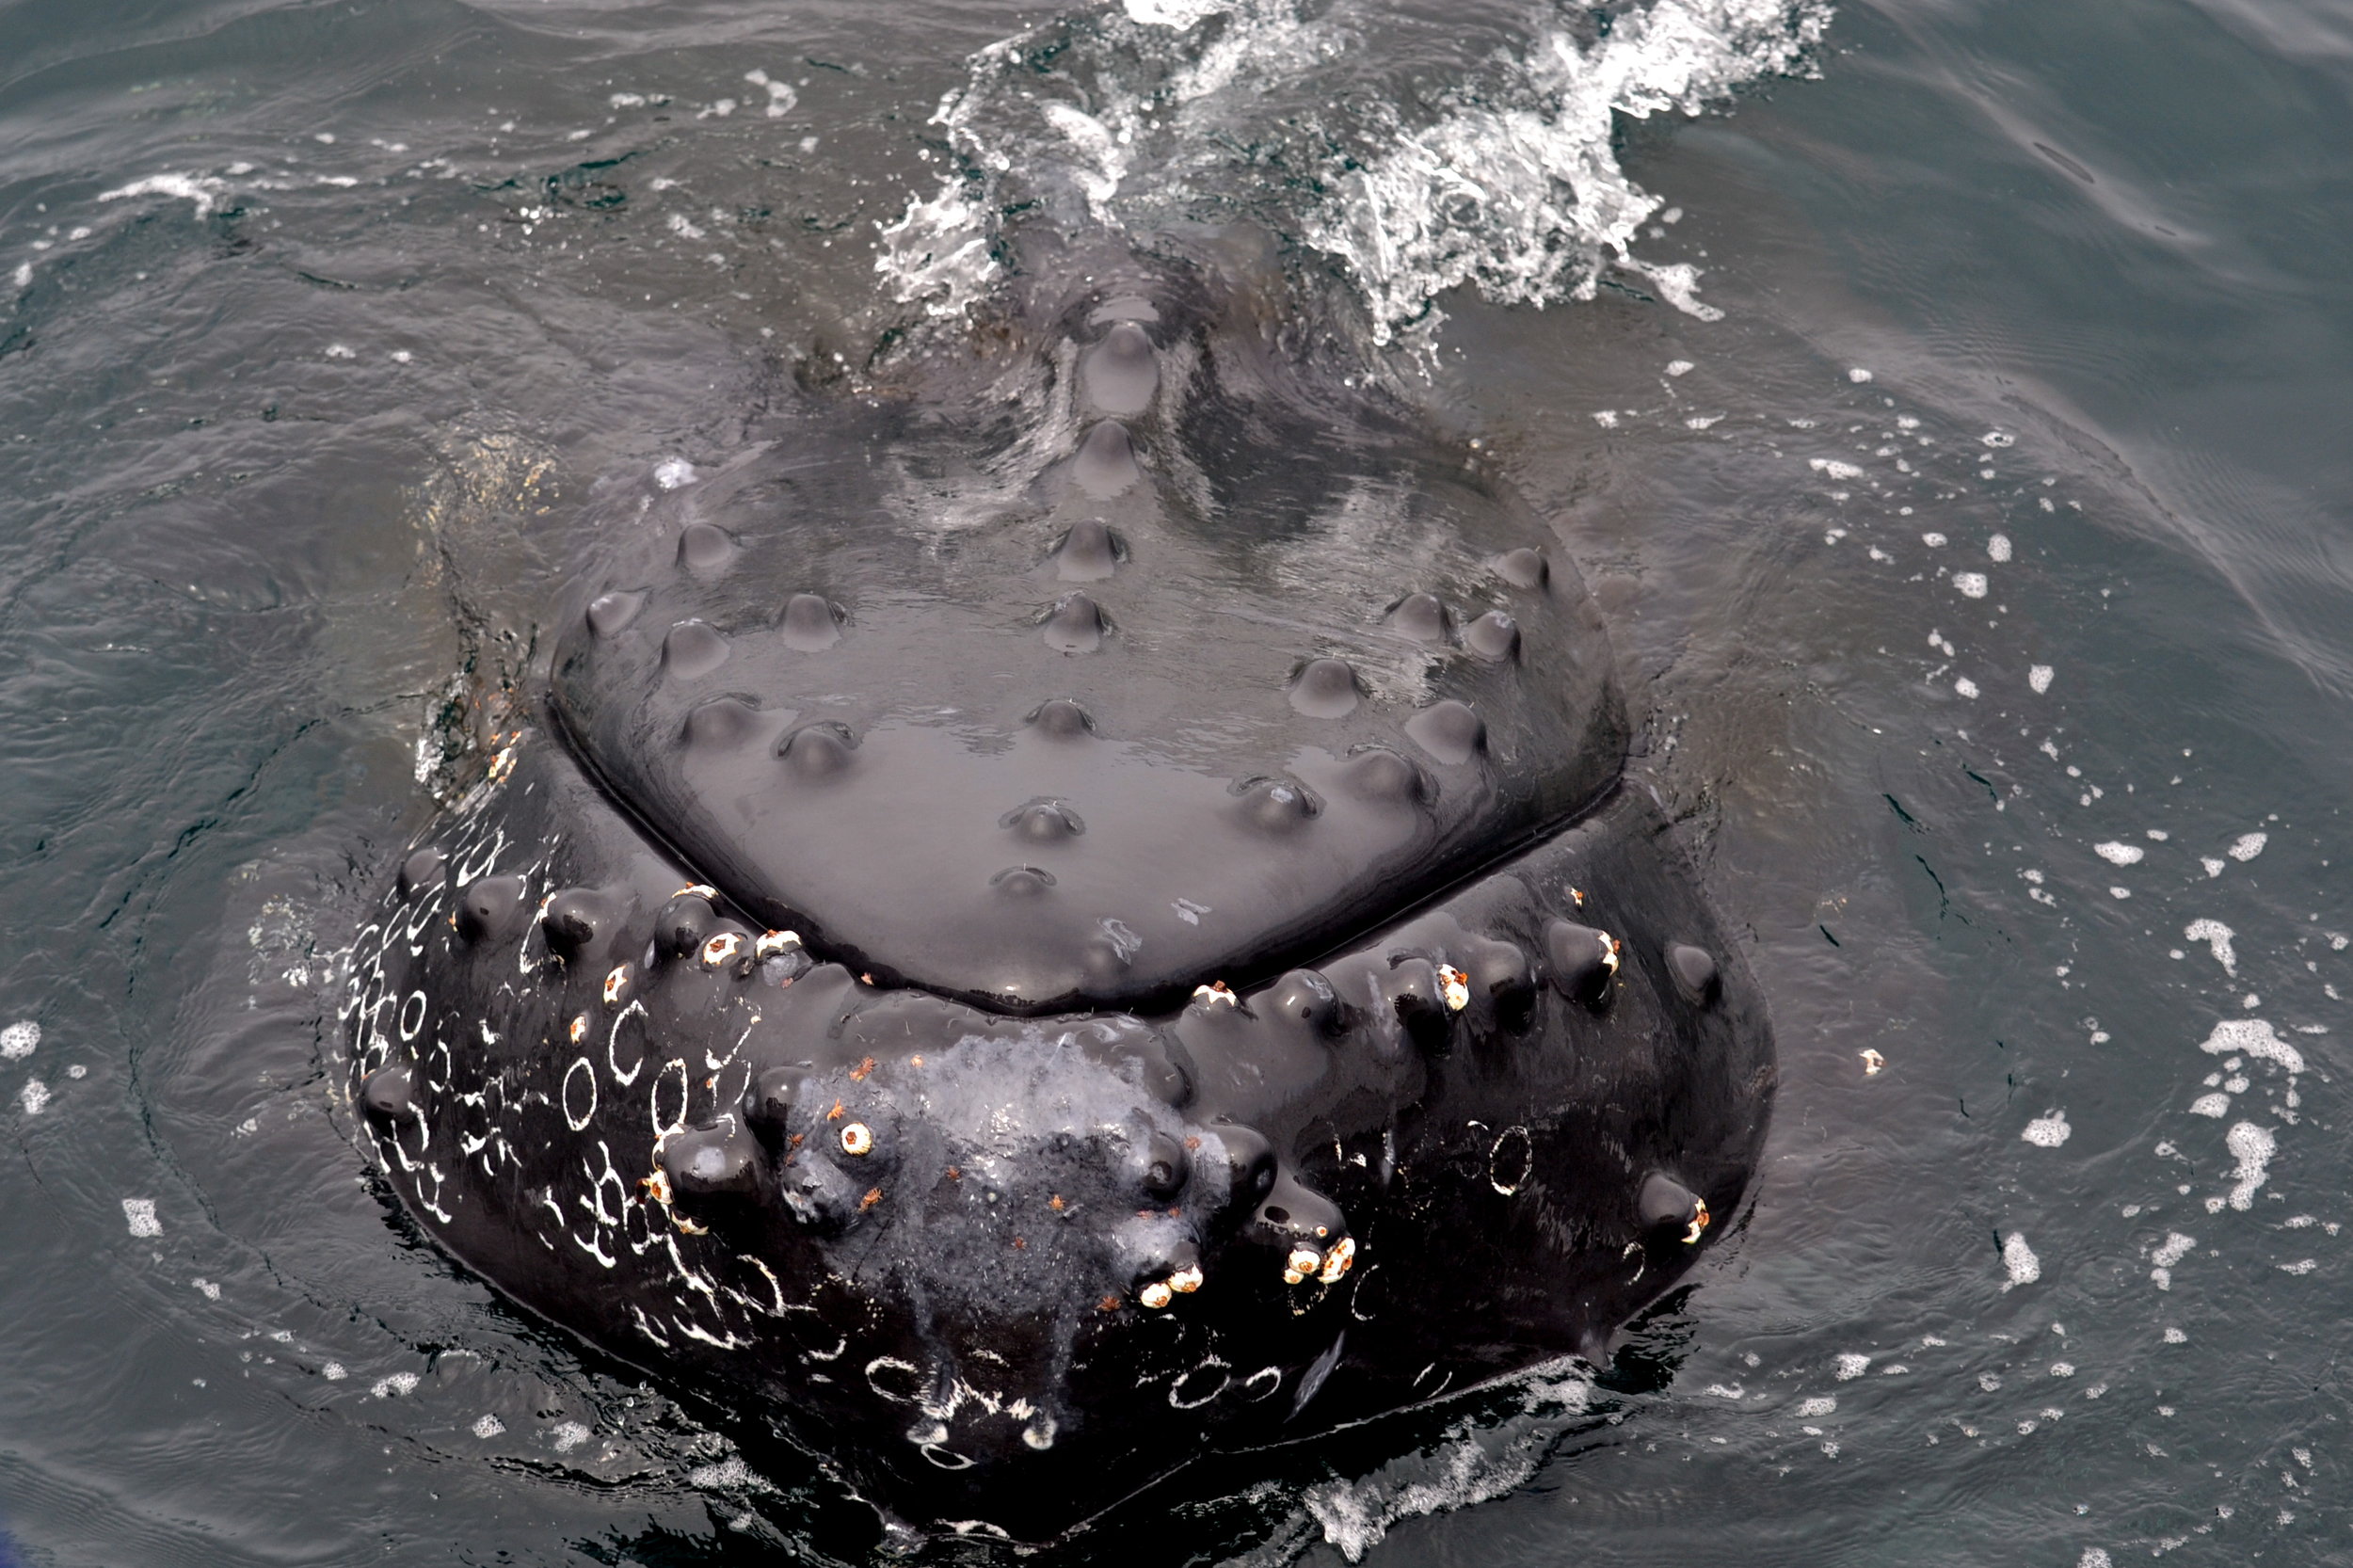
[340,247,1774,1543]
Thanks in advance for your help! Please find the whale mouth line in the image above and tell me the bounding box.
[549,685,1626,1021]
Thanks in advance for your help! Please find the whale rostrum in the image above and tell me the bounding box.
[342,255,1773,1542]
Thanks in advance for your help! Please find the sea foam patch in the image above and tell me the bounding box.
[2200,1017,2302,1076]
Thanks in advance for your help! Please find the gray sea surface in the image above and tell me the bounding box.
[2,0,2349,1563]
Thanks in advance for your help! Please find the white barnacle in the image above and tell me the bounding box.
[700,932,744,968]
[754,929,801,960]
[1192,981,1237,1007]
[1318,1237,1356,1284]
[1438,965,1470,1012]
[1168,1263,1204,1294]
[1138,1280,1174,1310]
[840,1122,873,1157]
[1283,1245,1322,1285]
[602,964,632,1006]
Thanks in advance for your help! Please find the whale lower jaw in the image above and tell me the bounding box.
[344,727,1770,1542]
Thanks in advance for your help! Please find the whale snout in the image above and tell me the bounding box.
[645,1016,1344,1495]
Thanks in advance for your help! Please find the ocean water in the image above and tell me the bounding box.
[2,0,2350,1563]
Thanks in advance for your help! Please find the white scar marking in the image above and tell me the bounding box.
[562,1057,597,1131]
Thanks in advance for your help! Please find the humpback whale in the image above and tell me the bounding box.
[340,242,1773,1542]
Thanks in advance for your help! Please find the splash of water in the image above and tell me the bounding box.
[876,0,1832,337]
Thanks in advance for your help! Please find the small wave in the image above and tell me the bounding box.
[876,0,1831,338]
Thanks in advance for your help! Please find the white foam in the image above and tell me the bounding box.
[875,184,1003,318]
[2021,1110,2071,1147]
[2152,1232,2195,1268]
[1988,534,2012,562]
[2094,841,2144,866]
[2080,1551,2112,1568]
[1953,676,1979,699]
[1795,1394,1836,1416]
[880,0,1829,337]
[2228,832,2267,862]
[321,1361,347,1381]
[552,1420,591,1452]
[1301,0,1829,335]
[18,1080,49,1114]
[1953,571,1988,598]
[0,1020,38,1060]
[472,1413,505,1438]
[2184,919,2235,975]
[690,1458,769,1491]
[122,1197,161,1238]
[1810,457,1864,479]
[2200,1017,2303,1075]
[2186,1093,2230,1118]
[8,261,28,288]
[653,457,698,489]
[2029,664,2055,694]
[97,173,228,218]
[1922,532,1949,548]
[2223,1121,2275,1211]
[1125,0,1228,22]
[743,69,797,119]
[371,1371,421,1398]
[1833,1353,1870,1380]
[1299,1367,1592,1560]
[2001,1232,2041,1289]
[2201,856,2225,878]
[1848,366,1873,383]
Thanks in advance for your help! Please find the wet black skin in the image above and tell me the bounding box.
[342,245,1774,1543]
